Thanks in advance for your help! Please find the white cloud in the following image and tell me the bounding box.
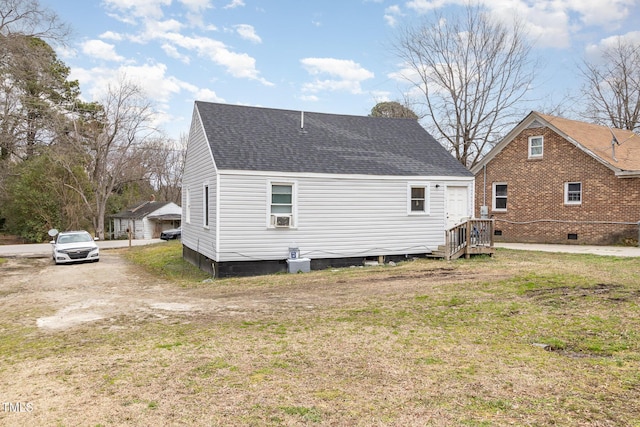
[566,0,636,27]
[223,0,245,9]
[235,24,262,43]
[161,32,272,85]
[585,30,640,59]
[193,88,225,102]
[300,58,375,95]
[402,0,638,49]
[299,94,319,102]
[103,0,171,20]
[56,45,78,60]
[384,5,403,27]
[178,0,212,12]
[405,0,463,13]
[100,31,124,41]
[69,62,204,131]
[125,19,184,44]
[161,43,191,63]
[370,90,392,102]
[80,40,125,62]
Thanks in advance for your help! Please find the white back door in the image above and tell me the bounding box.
[446,186,469,229]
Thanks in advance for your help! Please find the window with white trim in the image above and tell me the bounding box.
[492,183,507,211]
[269,183,295,227]
[203,184,209,228]
[408,184,429,214]
[565,182,582,205]
[529,136,543,158]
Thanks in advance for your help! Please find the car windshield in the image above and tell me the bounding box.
[57,233,93,244]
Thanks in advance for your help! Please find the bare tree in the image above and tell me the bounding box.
[580,39,640,131]
[57,78,159,239]
[145,134,185,205]
[0,0,70,41]
[393,4,536,168]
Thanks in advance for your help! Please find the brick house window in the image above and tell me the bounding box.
[492,183,507,211]
[529,136,543,158]
[565,182,582,205]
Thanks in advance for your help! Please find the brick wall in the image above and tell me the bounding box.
[474,125,640,245]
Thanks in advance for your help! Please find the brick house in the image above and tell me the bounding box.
[470,111,640,245]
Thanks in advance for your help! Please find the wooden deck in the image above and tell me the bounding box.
[428,219,496,260]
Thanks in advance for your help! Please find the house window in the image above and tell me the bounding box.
[529,136,543,158]
[408,184,429,214]
[185,188,191,224]
[493,183,507,211]
[565,182,582,205]
[269,183,294,227]
[203,184,209,228]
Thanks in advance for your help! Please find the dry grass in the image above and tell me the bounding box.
[1,247,640,426]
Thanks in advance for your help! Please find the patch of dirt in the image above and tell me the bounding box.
[0,254,497,331]
[524,283,637,303]
[0,255,207,330]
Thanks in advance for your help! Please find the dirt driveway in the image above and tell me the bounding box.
[1,253,210,331]
[1,251,493,332]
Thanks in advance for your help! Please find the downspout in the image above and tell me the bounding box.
[483,164,487,207]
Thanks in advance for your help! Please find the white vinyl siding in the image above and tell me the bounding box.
[216,174,471,262]
[181,108,218,261]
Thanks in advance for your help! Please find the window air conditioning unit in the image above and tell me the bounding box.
[272,215,291,228]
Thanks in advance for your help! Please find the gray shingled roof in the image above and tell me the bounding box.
[111,201,172,220]
[196,101,471,177]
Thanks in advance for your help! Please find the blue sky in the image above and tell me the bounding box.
[40,0,640,139]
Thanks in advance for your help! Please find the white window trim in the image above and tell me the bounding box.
[528,135,544,158]
[492,182,508,212]
[407,183,430,215]
[202,183,210,229]
[185,188,191,224]
[266,180,298,229]
[564,182,582,205]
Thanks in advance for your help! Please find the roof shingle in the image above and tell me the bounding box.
[536,112,640,172]
[111,201,172,219]
[195,101,471,177]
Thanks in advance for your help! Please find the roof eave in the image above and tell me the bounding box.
[615,170,640,178]
[470,111,539,175]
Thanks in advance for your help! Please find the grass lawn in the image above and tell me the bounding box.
[1,242,640,426]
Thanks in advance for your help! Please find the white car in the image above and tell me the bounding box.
[51,230,100,264]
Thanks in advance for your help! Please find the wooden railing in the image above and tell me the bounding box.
[444,219,495,260]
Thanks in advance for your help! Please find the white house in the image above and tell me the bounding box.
[110,201,181,240]
[182,101,474,277]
